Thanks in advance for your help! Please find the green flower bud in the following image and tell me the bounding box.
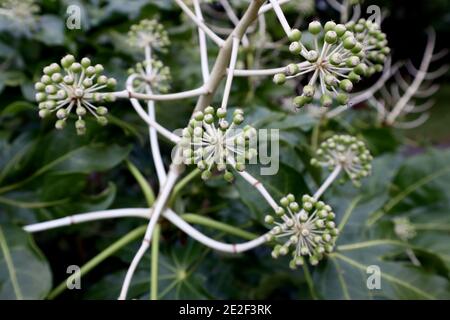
[70,63,82,73]
[335,24,347,37]
[324,21,336,32]
[336,93,349,105]
[343,36,357,50]
[76,106,87,116]
[339,79,353,92]
[107,78,117,88]
[303,85,315,97]
[293,95,310,108]
[325,31,338,44]
[289,41,302,54]
[201,170,212,180]
[224,171,234,182]
[286,63,299,76]
[308,21,322,35]
[348,71,361,83]
[216,108,227,118]
[273,73,286,85]
[288,29,302,42]
[61,54,75,68]
[354,63,368,76]
[55,119,66,130]
[96,106,108,116]
[205,106,214,114]
[265,215,274,224]
[35,82,45,91]
[39,109,50,118]
[97,116,108,126]
[320,94,333,107]
[35,92,47,102]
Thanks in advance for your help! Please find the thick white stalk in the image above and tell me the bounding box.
[126,76,180,144]
[326,0,343,11]
[387,30,436,124]
[232,67,286,76]
[145,46,167,184]
[237,170,279,211]
[174,0,225,47]
[164,210,267,253]
[313,165,342,200]
[258,0,291,15]
[269,0,291,36]
[393,113,430,129]
[232,61,310,77]
[193,0,210,82]
[113,86,207,101]
[118,169,179,300]
[219,0,250,47]
[23,209,151,233]
[221,37,240,110]
[23,208,269,253]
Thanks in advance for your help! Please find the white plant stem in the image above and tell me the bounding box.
[269,0,291,36]
[174,0,225,47]
[23,209,152,233]
[219,0,250,47]
[259,0,291,15]
[113,86,207,101]
[236,170,279,211]
[145,46,167,184]
[393,113,430,129]
[23,165,343,253]
[221,36,240,110]
[119,0,266,299]
[23,208,268,253]
[232,67,286,76]
[126,75,181,144]
[164,209,267,253]
[313,165,342,200]
[386,30,436,125]
[118,169,180,300]
[193,0,210,82]
[232,61,310,77]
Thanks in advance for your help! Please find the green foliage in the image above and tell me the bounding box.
[0,224,52,299]
[0,0,449,300]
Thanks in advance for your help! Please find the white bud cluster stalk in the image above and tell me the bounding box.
[27,0,387,299]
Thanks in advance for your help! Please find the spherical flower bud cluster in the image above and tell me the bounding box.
[265,194,338,268]
[274,20,380,108]
[394,217,416,241]
[345,19,390,76]
[128,60,171,93]
[180,107,257,182]
[128,19,170,51]
[35,55,117,135]
[0,0,39,26]
[311,135,372,186]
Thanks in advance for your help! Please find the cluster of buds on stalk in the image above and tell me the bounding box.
[394,217,416,241]
[35,55,117,135]
[128,19,170,51]
[273,20,389,108]
[0,0,39,26]
[180,107,257,182]
[266,194,338,268]
[345,18,390,76]
[128,60,171,93]
[311,135,372,186]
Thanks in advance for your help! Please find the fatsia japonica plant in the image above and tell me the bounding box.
[1,0,449,301]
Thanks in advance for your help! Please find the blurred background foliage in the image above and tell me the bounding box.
[0,0,449,300]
